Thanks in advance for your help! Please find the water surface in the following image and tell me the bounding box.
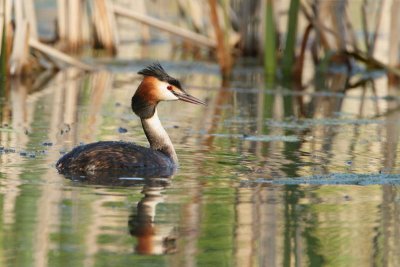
[1,62,400,267]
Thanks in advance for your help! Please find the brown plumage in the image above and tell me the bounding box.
[56,141,173,174]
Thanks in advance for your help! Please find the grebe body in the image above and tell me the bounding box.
[56,63,205,177]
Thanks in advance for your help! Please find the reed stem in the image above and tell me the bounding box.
[208,0,232,78]
[282,0,300,79]
[92,0,118,53]
[264,0,276,83]
[0,6,6,87]
[57,0,67,40]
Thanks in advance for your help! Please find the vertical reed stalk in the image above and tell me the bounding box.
[9,0,30,75]
[57,0,67,40]
[208,0,232,78]
[388,0,400,86]
[361,1,369,52]
[264,0,276,83]
[68,0,82,51]
[137,0,150,42]
[369,0,384,55]
[282,0,300,79]
[220,0,231,46]
[0,0,4,55]
[91,0,118,54]
[5,0,12,68]
[361,0,385,56]
[330,0,346,50]
[0,29,5,78]
[24,0,37,40]
[80,2,91,44]
[293,24,312,85]
[0,0,6,89]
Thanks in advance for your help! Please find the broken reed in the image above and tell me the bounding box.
[4,0,233,77]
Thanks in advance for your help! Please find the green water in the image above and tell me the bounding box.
[0,62,399,267]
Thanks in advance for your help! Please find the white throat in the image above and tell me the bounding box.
[141,109,178,164]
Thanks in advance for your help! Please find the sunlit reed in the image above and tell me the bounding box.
[9,0,30,76]
[91,0,118,54]
[208,0,232,78]
[2,0,400,88]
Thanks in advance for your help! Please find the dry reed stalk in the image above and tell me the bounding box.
[300,3,330,51]
[80,2,91,44]
[208,0,232,77]
[361,1,369,52]
[67,0,82,51]
[23,0,37,40]
[9,21,29,75]
[321,0,347,50]
[29,38,93,70]
[293,23,313,85]
[91,0,118,53]
[177,0,207,54]
[369,1,385,55]
[9,0,30,75]
[0,0,4,54]
[113,5,216,48]
[57,0,67,40]
[217,1,240,47]
[344,8,359,51]
[178,0,204,33]
[108,1,120,49]
[5,0,13,63]
[388,0,400,85]
[231,0,245,52]
[137,0,150,42]
[0,0,9,80]
[361,0,385,56]
[258,0,266,57]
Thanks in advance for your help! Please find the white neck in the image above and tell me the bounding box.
[141,109,178,164]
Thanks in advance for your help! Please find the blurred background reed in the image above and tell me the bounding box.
[1,0,400,85]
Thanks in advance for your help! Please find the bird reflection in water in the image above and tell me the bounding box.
[61,168,177,255]
[129,179,177,254]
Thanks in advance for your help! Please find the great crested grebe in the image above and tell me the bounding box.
[56,63,205,177]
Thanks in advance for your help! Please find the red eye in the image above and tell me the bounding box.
[167,85,173,90]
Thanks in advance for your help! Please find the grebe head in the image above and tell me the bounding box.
[132,63,205,118]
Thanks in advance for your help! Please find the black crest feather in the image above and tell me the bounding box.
[138,63,183,90]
